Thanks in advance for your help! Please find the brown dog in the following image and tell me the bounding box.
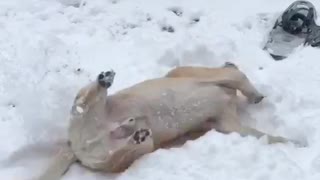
[35,63,299,180]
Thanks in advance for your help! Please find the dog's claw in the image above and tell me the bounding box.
[97,70,116,88]
[248,94,265,104]
[223,62,238,69]
[253,95,265,104]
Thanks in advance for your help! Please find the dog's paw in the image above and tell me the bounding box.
[97,70,116,88]
[253,95,265,104]
[132,129,152,144]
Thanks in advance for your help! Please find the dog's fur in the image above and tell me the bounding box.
[35,63,299,180]
[165,62,260,103]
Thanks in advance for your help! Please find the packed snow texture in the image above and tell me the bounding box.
[1,0,320,179]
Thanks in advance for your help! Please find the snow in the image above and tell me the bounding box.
[1,0,320,179]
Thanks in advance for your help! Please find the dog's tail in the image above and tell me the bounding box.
[35,143,77,180]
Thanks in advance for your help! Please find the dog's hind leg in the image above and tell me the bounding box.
[168,65,265,104]
[215,101,299,145]
[199,69,265,104]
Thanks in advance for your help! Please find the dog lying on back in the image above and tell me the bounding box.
[36,62,301,180]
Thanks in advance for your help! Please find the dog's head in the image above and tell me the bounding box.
[70,115,154,172]
[103,116,154,171]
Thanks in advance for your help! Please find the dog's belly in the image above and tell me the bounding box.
[144,84,230,145]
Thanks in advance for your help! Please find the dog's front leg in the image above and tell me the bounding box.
[72,70,116,113]
[37,71,117,180]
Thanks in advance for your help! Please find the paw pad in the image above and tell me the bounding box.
[133,129,152,144]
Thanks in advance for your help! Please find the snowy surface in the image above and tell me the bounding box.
[1,0,320,179]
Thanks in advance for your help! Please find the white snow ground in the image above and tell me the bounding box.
[1,0,320,179]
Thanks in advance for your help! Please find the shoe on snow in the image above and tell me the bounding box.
[263,0,317,60]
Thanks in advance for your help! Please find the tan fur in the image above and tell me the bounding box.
[165,63,260,103]
[36,64,301,180]
[166,65,237,78]
[36,145,76,180]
